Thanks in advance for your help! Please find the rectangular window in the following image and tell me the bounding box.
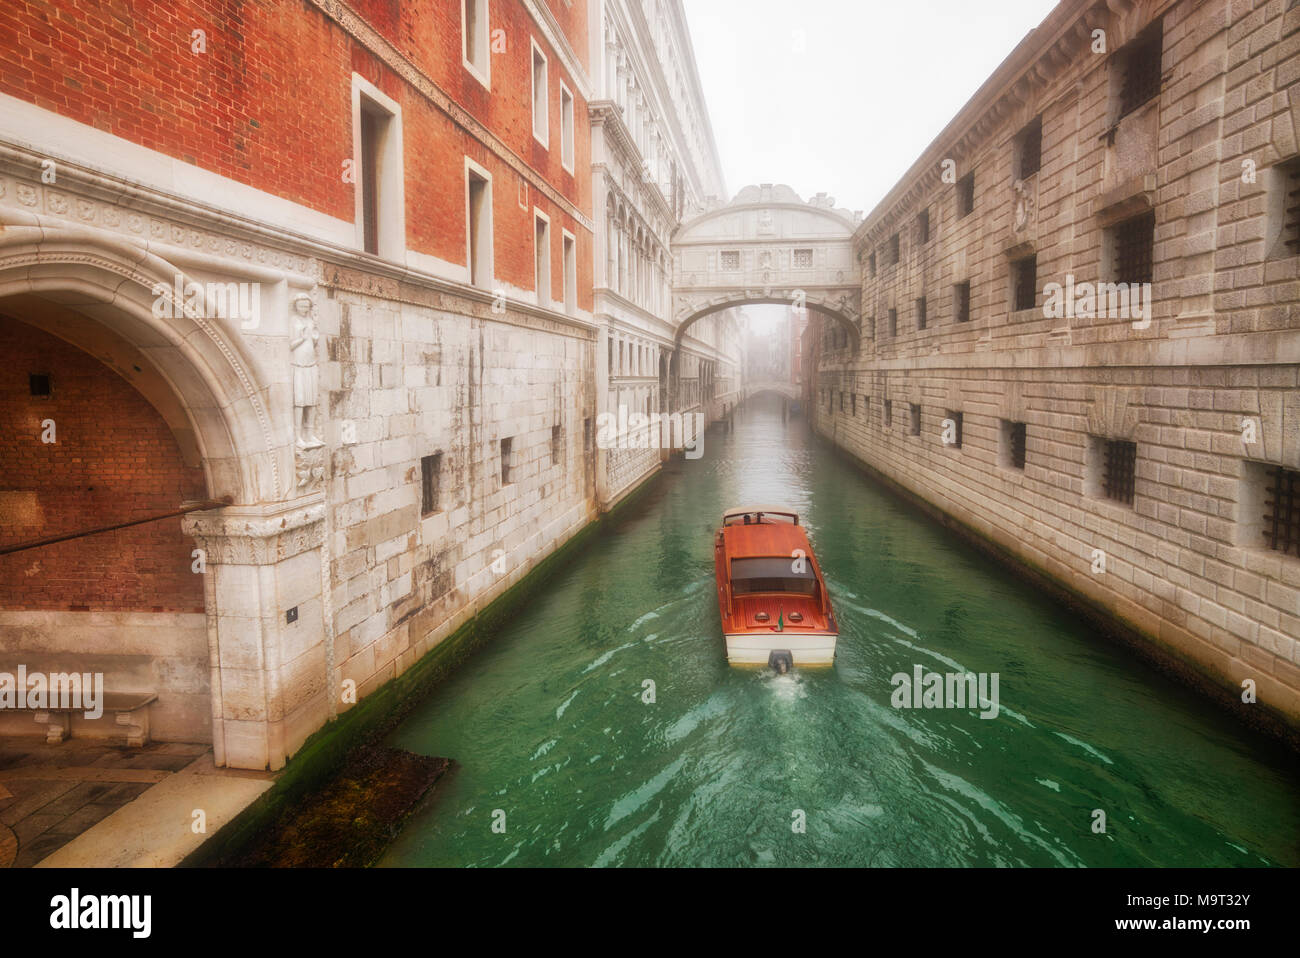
[551,424,563,467]
[467,164,492,288]
[534,211,551,304]
[1012,255,1037,312]
[500,437,514,485]
[29,373,51,397]
[954,281,971,323]
[462,0,489,84]
[851,394,857,416]
[869,251,877,277]
[1002,420,1027,470]
[1259,465,1300,556]
[840,392,846,413]
[562,232,576,315]
[720,250,740,271]
[360,107,381,255]
[1017,116,1042,178]
[420,452,442,516]
[1267,157,1300,259]
[793,248,813,269]
[944,410,963,449]
[531,41,549,146]
[1117,21,1163,119]
[1112,211,1155,286]
[957,171,975,218]
[888,308,898,337]
[889,233,900,267]
[916,296,927,330]
[917,209,930,245]
[1100,438,1137,505]
[909,404,921,437]
[1285,160,1300,255]
[559,82,575,172]
[884,399,893,429]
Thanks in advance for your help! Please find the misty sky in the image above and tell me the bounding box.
[682,0,1060,216]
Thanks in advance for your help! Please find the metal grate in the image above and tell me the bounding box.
[1102,439,1137,505]
[420,452,442,515]
[910,404,921,436]
[1013,255,1037,311]
[884,400,892,428]
[889,233,900,266]
[1262,465,1300,556]
[1284,160,1300,254]
[1010,422,1027,469]
[889,308,898,337]
[946,411,963,449]
[917,209,930,244]
[1118,23,1163,119]
[1114,212,1155,286]
[955,281,971,323]
[916,297,927,330]
[1019,117,1042,178]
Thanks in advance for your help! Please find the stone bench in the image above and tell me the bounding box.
[17,692,158,747]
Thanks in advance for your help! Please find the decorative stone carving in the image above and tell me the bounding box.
[1013,178,1035,231]
[290,292,324,451]
[1087,387,1140,440]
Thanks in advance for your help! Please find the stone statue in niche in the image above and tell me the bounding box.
[290,292,326,492]
[290,292,324,450]
[757,209,775,235]
[1013,179,1035,231]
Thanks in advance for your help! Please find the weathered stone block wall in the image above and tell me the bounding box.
[819,0,1300,725]
[320,283,597,714]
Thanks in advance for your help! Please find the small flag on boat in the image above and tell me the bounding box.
[777,607,784,632]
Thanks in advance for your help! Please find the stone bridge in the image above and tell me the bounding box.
[672,184,863,350]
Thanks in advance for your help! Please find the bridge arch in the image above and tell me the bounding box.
[671,183,863,351]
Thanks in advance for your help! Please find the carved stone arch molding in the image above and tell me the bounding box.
[1086,386,1140,440]
[0,217,281,502]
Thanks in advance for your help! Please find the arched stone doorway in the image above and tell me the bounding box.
[0,221,327,770]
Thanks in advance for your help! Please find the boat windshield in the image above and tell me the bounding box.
[730,557,818,596]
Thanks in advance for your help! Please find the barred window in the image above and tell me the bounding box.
[884,400,892,428]
[1102,439,1137,505]
[957,172,975,218]
[551,424,563,466]
[500,438,514,485]
[420,452,442,515]
[917,209,930,244]
[793,248,813,269]
[909,404,922,436]
[1007,421,1027,470]
[1012,255,1037,312]
[916,296,927,330]
[954,281,971,323]
[869,251,877,277]
[1118,21,1163,119]
[1261,465,1300,557]
[1113,212,1155,286]
[889,233,901,267]
[944,410,963,449]
[1280,158,1300,256]
[1017,116,1042,178]
[851,394,857,416]
[888,308,898,337]
[720,250,740,271]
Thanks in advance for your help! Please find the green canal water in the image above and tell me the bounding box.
[380,393,1300,867]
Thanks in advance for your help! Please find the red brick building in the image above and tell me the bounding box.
[0,0,602,768]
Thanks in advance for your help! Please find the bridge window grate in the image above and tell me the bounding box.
[1102,439,1137,505]
[793,248,813,268]
[1013,255,1037,311]
[1113,212,1155,286]
[916,296,927,330]
[1118,22,1163,120]
[1262,465,1300,557]
[720,250,740,271]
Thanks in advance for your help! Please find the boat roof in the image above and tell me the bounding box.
[721,505,799,523]
[722,520,814,560]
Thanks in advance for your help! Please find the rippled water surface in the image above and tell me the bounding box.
[381,394,1300,867]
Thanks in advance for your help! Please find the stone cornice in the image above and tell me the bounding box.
[854,0,1171,247]
[307,0,593,233]
[182,499,326,564]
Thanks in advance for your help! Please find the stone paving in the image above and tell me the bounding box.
[0,738,208,867]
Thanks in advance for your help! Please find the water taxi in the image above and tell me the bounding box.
[713,506,838,671]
